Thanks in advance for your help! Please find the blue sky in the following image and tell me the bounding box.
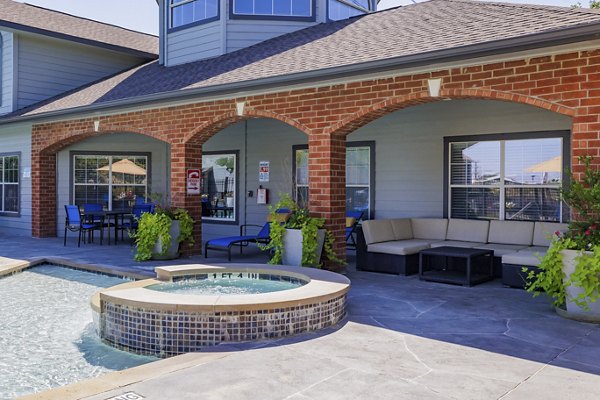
[14,0,583,35]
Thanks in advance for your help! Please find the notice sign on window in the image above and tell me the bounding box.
[187,169,201,195]
[259,161,270,182]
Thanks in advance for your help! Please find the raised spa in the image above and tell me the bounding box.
[92,264,350,357]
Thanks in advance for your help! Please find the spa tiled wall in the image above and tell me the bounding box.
[99,294,347,357]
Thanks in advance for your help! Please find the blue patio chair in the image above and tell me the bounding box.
[120,204,153,240]
[346,210,364,248]
[204,208,291,261]
[64,205,103,247]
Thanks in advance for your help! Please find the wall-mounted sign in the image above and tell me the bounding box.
[259,161,270,182]
[186,169,201,195]
[22,167,31,179]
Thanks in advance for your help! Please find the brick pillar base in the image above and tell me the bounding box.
[32,153,57,238]
[171,142,202,257]
[308,132,346,269]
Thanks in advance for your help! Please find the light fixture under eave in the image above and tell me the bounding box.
[93,120,100,132]
[427,78,442,97]
[236,101,245,116]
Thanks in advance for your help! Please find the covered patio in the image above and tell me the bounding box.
[2,232,599,399]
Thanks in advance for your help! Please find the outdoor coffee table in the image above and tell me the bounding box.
[419,246,494,287]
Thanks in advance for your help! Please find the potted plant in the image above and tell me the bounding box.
[525,155,600,322]
[261,194,344,268]
[133,206,194,261]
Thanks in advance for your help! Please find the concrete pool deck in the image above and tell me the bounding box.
[2,233,599,400]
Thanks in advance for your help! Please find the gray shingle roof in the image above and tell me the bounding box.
[9,0,600,119]
[0,0,157,57]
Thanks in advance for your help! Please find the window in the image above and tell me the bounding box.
[328,0,371,21]
[0,153,19,215]
[170,0,219,29]
[447,134,567,222]
[72,154,149,210]
[202,152,238,222]
[232,0,313,19]
[294,142,374,218]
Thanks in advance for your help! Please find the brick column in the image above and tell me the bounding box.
[308,131,346,268]
[31,152,57,237]
[170,141,203,257]
[572,111,600,180]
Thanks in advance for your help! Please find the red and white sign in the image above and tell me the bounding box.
[187,169,201,195]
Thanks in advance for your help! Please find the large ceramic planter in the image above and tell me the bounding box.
[151,219,181,260]
[557,249,600,323]
[282,228,325,267]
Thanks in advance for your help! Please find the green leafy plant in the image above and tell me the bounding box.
[133,206,194,261]
[525,155,600,310]
[260,194,345,268]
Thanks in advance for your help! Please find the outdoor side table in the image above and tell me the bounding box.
[419,246,494,287]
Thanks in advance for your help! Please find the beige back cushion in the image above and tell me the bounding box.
[411,218,448,240]
[533,222,569,247]
[488,220,534,246]
[390,218,414,240]
[362,220,395,245]
[446,219,490,243]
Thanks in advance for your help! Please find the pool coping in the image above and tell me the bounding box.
[93,263,351,314]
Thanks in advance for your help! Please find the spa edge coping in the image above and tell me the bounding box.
[92,263,351,314]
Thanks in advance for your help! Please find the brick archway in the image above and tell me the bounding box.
[324,89,575,137]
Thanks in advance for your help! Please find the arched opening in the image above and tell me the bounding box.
[345,99,572,222]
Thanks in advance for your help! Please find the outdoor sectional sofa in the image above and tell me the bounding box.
[356,218,567,287]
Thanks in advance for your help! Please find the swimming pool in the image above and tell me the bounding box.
[0,264,155,399]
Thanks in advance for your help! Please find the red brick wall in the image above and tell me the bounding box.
[31,48,600,261]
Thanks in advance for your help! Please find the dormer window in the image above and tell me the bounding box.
[328,0,371,21]
[231,0,315,21]
[170,0,219,29]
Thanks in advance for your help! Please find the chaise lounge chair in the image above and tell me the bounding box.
[346,210,364,248]
[204,209,291,261]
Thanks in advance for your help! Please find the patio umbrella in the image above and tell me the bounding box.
[526,156,562,173]
[98,159,147,175]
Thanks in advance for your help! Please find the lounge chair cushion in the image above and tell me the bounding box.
[502,250,546,267]
[368,240,431,256]
[477,243,530,257]
[488,220,534,246]
[411,218,448,240]
[390,218,413,240]
[207,235,263,248]
[533,222,568,247]
[446,219,489,243]
[430,240,484,249]
[362,220,395,245]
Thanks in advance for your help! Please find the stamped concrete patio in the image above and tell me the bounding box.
[1,233,599,400]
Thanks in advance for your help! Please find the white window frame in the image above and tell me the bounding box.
[0,153,19,216]
[169,0,219,29]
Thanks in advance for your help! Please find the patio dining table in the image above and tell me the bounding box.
[82,209,132,245]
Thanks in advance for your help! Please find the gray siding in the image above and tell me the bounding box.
[350,100,572,219]
[202,119,307,242]
[0,122,32,236]
[56,133,171,237]
[0,31,14,115]
[166,20,222,66]
[225,19,316,53]
[16,35,146,110]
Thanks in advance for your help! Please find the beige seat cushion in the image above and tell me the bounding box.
[477,243,529,257]
[368,240,431,256]
[362,220,395,245]
[488,220,534,246]
[502,250,546,267]
[430,240,484,248]
[533,222,569,247]
[446,219,490,243]
[411,218,448,240]
[390,218,413,240]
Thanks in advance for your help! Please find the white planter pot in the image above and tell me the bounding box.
[282,228,325,267]
[152,219,181,260]
[559,249,600,323]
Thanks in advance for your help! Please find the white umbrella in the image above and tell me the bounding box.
[526,156,562,173]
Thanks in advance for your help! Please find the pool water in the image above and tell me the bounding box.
[0,264,155,399]
[147,276,305,295]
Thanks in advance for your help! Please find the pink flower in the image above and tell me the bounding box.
[585,229,592,236]
[554,230,562,237]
